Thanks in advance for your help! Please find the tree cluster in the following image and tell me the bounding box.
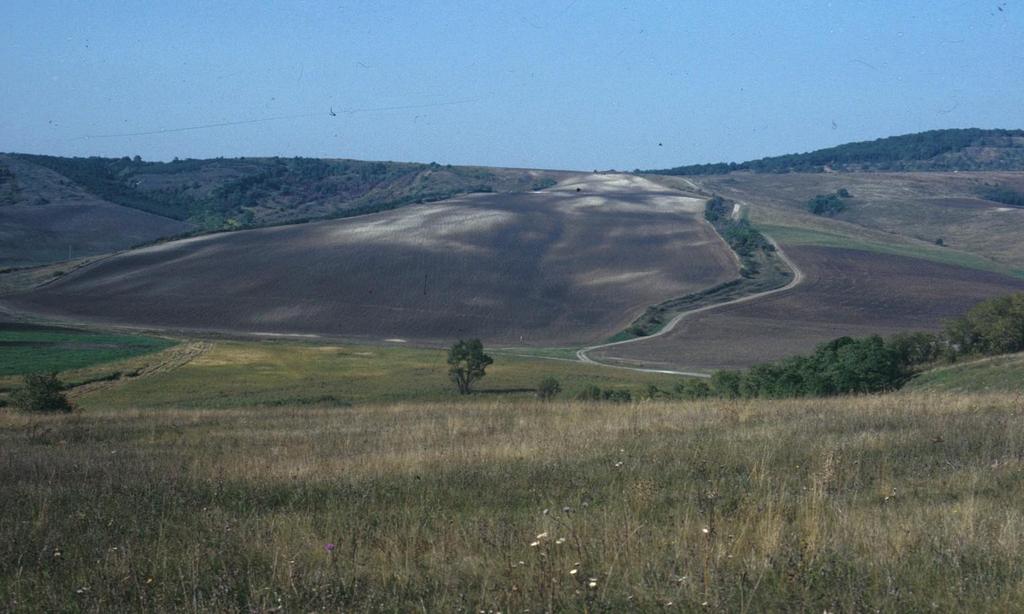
[677,293,1024,400]
[806,189,852,216]
[703,196,773,271]
[645,128,1024,175]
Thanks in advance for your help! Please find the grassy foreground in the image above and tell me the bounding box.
[4,392,1024,611]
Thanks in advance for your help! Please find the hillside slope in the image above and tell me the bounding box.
[0,153,564,267]
[1,174,738,346]
[684,171,1024,270]
[904,352,1024,393]
[0,155,194,267]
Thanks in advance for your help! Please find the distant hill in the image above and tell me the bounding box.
[0,154,563,267]
[646,128,1024,175]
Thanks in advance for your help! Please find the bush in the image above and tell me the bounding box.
[573,385,632,402]
[536,377,561,400]
[807,192,847,216]
[574,385,603,401]
[601,389,632,403]
[674,379,711,399]
[12,373,73,413]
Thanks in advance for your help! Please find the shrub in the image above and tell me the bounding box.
[601,389,632,403]
[574,384,603,401]
[807,192,847,216]
[674,378,711,399]
[536,377,561,400]
[573,385,631,402]
[12,373,73,413]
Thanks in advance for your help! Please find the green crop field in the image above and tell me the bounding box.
[0,324,175,377]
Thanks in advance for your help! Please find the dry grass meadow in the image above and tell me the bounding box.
[4,392,1024,611]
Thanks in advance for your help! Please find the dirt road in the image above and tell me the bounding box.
[576,231,805,377]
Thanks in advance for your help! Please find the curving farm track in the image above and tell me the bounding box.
[575,233,805,377]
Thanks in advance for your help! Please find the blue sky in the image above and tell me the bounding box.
[2,1,1021,170]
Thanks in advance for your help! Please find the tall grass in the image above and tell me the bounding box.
[3,392,1024,611]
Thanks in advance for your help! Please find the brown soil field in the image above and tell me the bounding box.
[0,155,192,267]
[592,245,1024,371]
[1,174,738,346]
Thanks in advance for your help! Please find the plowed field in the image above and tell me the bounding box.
[2,174,738,346]
[592,245,1024,371]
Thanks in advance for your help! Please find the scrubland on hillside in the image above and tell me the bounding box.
[3,392,1024,611]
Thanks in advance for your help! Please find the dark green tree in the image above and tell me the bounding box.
[536,377,561,400]
[710,370,743,399]
[447,339,493,395]
[12,373,73,413]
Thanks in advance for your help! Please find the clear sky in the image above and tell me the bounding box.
[2,1,1021,170]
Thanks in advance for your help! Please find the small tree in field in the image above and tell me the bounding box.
[447,339,493,395]
[536,377,561,400]
[12,373,73,413]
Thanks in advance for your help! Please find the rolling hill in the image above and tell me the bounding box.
[0,153,563,267]
[5,130,1024,371]
[1,174,738,346]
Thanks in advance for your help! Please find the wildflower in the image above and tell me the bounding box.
[536,532,548,540]
[701,528,709,534]
[588,578,598,588]
[614,461,624,468]
[529,541,541,547]
[569,569,578,575]
[555,537,566,545]
[324,543,336,553]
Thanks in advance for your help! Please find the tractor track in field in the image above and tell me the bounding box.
[66,340,213,398]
